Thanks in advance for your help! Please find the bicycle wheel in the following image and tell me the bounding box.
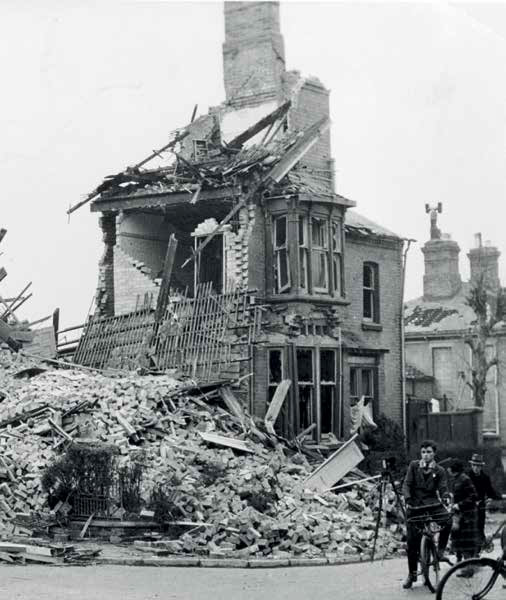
[436,558,500,600]
[420,536,440,593]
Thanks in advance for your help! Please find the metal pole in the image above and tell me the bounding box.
[400,238,415,447]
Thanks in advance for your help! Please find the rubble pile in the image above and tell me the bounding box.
[0,351,403,561]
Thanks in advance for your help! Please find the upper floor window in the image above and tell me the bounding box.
[273,212,343,297]
[311,218,329,292]
[363,262,379,322]
[273,215,290,292]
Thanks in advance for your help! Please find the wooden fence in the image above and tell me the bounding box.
[407,398,483,456]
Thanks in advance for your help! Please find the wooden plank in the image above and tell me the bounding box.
[0,267,6,283]
[302,434,364,493]
[198,431,254,453]
[79,513,95,539]
[264,116,330,185]
[264,379,291,435]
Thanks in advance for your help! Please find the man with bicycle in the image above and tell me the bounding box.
[402,440,451,589]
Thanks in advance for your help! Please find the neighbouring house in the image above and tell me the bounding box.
[405,207,506,447]
[76,1,406,443]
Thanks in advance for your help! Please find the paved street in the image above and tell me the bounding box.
[0,558,447,600]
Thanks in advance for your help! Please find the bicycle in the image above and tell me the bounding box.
[435,519,506,600]
[406,502,453,593]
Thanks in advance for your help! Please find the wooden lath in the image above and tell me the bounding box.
[73,285,262,378]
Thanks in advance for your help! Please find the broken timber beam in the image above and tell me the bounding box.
[228,100,291,149]
[0,229,6,245]
[67,129,190,215]
[264,116,330,186]
[0,267,6,283]
[1,281,32,321]
[154,234,178,323]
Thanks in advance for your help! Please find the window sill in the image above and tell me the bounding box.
[361,321,382,332]
[266,293,350,306]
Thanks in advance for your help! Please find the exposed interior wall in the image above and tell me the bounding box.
[117,212,170,277]
[192,205,256,292]
[113,246,160,315]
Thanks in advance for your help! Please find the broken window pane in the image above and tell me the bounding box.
[298,385,313,431]
[297,349,313,382]
[298,217,308,289]
[273,215,290,293]
[268,349,283,384]
[320,386,333,434]
[320,350,336,382]
[275,215,287,247]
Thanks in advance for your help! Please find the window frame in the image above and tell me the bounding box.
[363,261,380,323]
[350,364,378,418]
[273,215,291,293]
[272,211,344,298]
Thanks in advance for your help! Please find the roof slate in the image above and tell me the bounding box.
[404,283,476,334]
[345,210,401,240]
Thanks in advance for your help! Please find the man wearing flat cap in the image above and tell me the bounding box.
[467,453,501,552]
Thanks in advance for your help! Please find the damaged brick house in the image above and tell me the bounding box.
[405,208,506,447]
[77,2,405,443]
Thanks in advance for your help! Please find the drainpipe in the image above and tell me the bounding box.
[400,238,416,446]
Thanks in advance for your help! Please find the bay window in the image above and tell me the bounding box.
[272,212,344,297]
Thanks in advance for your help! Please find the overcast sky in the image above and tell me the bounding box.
[1,1,506,330]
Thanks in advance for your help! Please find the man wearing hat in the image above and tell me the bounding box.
[467,453,501,552]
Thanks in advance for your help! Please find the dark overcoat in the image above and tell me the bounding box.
[451,472,478,557]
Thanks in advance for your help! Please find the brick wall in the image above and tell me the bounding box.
[284,72,332,175]
[114,246,160,315]
[223,1,285,108]
[342,235,404,423]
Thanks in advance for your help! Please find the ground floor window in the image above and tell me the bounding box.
[265,346,340,441]
[350,362,377,418]
[294,347,339,440]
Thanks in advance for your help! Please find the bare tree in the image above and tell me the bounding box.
[463,273,506,407]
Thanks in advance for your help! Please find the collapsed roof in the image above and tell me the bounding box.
[70,101,355,216]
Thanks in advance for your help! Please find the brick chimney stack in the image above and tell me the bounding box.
[422,235,462,300]
[468,233,501,292]
[223,2,286,108]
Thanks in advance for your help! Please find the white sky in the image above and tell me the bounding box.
[1,1,506,329]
